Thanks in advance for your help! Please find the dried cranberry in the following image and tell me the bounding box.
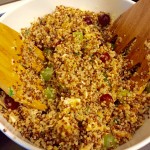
[98,14,110,27]
[4,95,19,110]
[83,16,93,25]
[100,94,113,104]
[100,52,110,63]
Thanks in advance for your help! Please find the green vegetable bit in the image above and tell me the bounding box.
[104,134,116,149]
[103,72,108,82]
[8,87,14,97]
[103,72,111,87]
[73,32,83,42]
[40,66,53,81]
[44,87,56,99]
[117,89,130,98]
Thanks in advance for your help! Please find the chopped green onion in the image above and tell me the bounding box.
[44,87,56,99]
[40,67,53,81]
[73,32,83,42]
[104,134,116,149]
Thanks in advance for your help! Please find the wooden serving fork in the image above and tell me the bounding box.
[111,0,150,89]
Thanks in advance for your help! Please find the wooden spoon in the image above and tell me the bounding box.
[111,0,150,88]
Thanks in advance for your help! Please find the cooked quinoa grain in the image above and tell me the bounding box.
[0,6,150,150]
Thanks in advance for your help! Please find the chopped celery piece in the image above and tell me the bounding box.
[104,134,116,149]
[41,67,53,81]
[44,87,56,99]
[73,32,83,42]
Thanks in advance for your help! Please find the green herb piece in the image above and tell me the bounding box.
[103,72,111,87]
[8,87,14,97]
[73,32,83,42]
[103,72,108,82]
[104,134,116,149]
[43,48,53,55]
[44,87,56,99]
[145,83,150,93]
[40,66,53,81]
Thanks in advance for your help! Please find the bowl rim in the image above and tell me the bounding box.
[0,0,135,22]
[0,119,42,150]
[0,0,149,150]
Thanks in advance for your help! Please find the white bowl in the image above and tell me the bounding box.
[0,0,150,150]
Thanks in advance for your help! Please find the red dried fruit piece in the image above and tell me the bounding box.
[100,94,113,104]
[98,14,110,27]
[100,52,110,63]
[4,95,19,110]
[83,16,93,25]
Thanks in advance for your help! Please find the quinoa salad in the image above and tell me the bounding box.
[0,5,150,150]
